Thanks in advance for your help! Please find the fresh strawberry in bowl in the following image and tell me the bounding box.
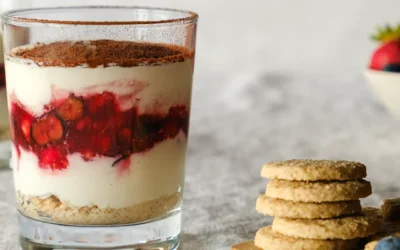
[365,24,400,119]
[369,25,400,71]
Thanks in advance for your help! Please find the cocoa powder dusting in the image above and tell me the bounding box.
[11,40,193,67]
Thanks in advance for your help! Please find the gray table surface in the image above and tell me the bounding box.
[4,0,400,249]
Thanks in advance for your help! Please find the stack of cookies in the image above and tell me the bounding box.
[254,159,382,250]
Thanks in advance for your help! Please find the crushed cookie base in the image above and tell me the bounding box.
[17,192,181,225]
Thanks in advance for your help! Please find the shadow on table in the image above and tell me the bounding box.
[179,233,199,249]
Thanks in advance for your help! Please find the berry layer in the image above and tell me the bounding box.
[6,45,193,209]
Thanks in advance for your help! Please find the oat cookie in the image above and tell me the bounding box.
[231,240,262,250]
[256,195,362,219]
[381,197,400,222]
[262,159,367,181]
[272,207,382,240]
[254,226,362,250]
[265,179,372,202]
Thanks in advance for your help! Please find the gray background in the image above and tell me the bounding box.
[2,0,400,249]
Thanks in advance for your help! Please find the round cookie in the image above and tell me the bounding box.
[262,159,367,181]
[256,195,362,219]
[265,179,372,202]
[272,207,382,240]
[255,226,362,250]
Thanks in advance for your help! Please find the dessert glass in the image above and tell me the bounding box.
[1,6,197,249]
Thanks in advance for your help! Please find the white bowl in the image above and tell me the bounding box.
[365,69,400,118]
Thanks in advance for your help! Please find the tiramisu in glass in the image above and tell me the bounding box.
[1,6,197,249]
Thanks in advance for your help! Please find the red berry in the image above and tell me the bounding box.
[133,133,158,153]
[21,118,32,142]
[114,111,133,130]
[9,119,15,141]
[118,128,132,155]
[135,115,163,136]
[76,116,92,131]
[118,128,132,143]
[56,95,84,121]
[101,134,119,156]
[81,149,96,161]
[31,114,64,146]
[39,147,68,170]
[97,137,111,153]
[163,120,180,138]
[87,92,115,114]
[97,92,114,106]
[169,106,188,119]
[370,40,400,70]
[47,116,64,141]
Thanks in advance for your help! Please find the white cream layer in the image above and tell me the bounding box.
[5,57,193,116]
[13,132,187,208]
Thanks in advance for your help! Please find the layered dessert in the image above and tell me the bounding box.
[6,40,194,225]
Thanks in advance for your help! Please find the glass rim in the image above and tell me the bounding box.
[1,6,199,26]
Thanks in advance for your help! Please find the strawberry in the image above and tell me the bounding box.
[76,116,92,131]
[133,134,155,153]
[169,106,188,119]
[97,136,118,156]
[163,120,180,138]
[81,149,96,161]
[56,95,84,121]
[135,115,163,136]
[87,92,115,115]
[21,118,32,142]
[9,119,15,141]
[118,128,132,144]
[118,128,133,155]
[370,24,400,71]
[39,147,68,170]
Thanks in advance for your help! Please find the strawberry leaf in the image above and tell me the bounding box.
[372,23,400,43]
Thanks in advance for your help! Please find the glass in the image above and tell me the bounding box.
[0,0,32,168]
[2,6,197,249]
